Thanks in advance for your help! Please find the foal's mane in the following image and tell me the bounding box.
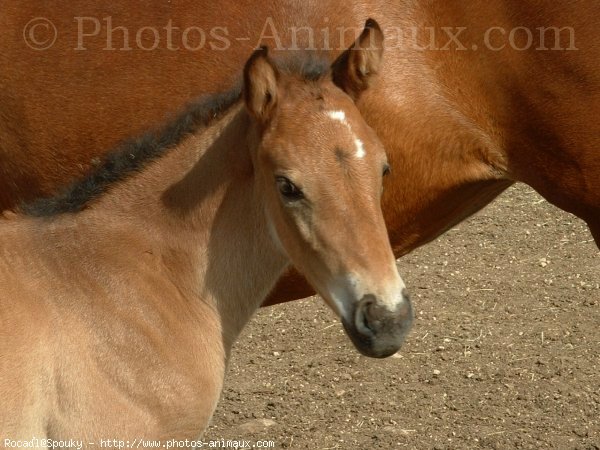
[22,54,330,217]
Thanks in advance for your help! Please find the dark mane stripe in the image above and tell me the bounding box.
[21,88,242,217]
[21,54,331,217]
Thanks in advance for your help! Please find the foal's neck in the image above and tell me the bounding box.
[91,103,289,349]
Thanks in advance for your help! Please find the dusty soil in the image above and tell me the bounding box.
[206,184,599,449]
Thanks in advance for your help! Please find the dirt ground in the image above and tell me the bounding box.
[205,184,599,449]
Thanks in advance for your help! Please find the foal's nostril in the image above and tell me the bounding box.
[361,307,370,330]
[355,295,376,337]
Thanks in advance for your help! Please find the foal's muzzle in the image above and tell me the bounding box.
[342,290,413,358]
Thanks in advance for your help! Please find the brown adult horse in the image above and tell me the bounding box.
[0,31,413,437]
[1,1,599,305]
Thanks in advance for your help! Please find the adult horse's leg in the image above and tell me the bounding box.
[588,220,600,250]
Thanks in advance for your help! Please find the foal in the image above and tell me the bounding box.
[0,25,412,440]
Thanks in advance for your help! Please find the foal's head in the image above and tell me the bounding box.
[244,20,412,358]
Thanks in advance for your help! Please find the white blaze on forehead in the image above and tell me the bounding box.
[354,138,365,159]
[327,110,347,123]
[325,110,366,159]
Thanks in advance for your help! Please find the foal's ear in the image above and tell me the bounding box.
[244,46,279,124]
[332,18,384,100]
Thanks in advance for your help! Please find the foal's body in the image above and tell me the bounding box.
[0,30,413,437]
[1,107,252,436]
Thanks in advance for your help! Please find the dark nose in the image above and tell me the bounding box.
[343,290,413,358]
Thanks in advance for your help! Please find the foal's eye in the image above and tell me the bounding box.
[276,177,304,202]
[382,164,391,177]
